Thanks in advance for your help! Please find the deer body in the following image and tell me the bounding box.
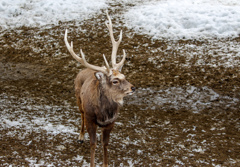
[65,11,135,167]
[75,69,122,128]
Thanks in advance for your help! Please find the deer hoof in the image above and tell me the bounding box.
[77,140,84,144]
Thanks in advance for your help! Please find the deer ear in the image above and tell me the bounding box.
[95,72,105,81]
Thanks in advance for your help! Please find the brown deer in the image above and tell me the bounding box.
[64,11,135,167]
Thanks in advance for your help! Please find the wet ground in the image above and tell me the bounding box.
[1,4,240,167]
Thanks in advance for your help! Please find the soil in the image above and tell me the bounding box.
[1,4,240,167]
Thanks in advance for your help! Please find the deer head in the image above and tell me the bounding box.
[64,10,135,105]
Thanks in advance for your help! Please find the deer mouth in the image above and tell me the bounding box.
[126,91,134,96]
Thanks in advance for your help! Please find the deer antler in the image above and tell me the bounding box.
[105,10,126,71]
[64,11,126,74]
[64,29,111,75]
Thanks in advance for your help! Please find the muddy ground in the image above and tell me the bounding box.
[1,5,240,167]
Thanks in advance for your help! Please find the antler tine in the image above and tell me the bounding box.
[105,10,124,70]
[64,29,84,64]
[103,54,111,74]
[79,49,110,74]
[64,29,110,75]
[115,49,126,72]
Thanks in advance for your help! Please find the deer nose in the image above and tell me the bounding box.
[131,86,136,92]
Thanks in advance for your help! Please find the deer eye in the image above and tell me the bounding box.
[112,80,119,85]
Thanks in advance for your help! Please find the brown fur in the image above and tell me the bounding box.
[75,68,134,167]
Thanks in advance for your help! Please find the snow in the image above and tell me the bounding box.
[124,0,240,39]
[1,93,79,136]
[0,0,108,30]
[131,86,239,112]
[1,0,240,39]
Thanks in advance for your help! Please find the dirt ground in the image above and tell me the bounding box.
[1,5,240,167]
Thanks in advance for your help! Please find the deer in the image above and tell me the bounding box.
[64,11,135,167]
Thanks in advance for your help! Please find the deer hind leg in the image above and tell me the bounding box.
[76,96,85,143]
[102,123,114,167]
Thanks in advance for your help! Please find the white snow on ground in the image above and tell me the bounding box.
[0,93,79,136]
[0,0,108,30]
[124,0,240,39]
[131,86,239,112]
[1,0,240,39]
[148,39,240,68]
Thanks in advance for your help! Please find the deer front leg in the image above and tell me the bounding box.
[102,123,114,167]
[86,122,97,167]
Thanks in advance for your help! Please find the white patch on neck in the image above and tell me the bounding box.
[116,98,124,106]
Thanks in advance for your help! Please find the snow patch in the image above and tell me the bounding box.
[124,0,240,39]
